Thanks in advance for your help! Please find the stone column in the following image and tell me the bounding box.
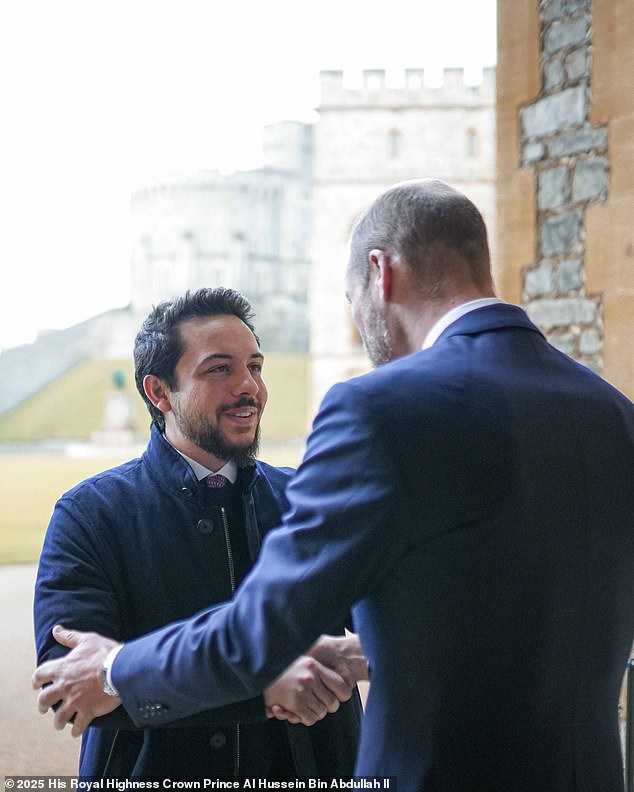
[519,0,607,373]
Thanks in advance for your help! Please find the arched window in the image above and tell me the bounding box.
[255,263,269,294]
[466,128,478,157]
[388,128,402,160]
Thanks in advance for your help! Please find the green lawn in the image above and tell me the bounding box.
[0,359,148,442]
[0,440,305,566]
[0,354,308,442]
[0,353,309,565]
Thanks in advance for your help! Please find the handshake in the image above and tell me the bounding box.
[32,626,369,737]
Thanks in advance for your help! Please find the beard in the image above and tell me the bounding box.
[360,306,393,368]
[175,399,261,467]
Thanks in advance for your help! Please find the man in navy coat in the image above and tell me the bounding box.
[35,180,634,791]
[34,287,362,778]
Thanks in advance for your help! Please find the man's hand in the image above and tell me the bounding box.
[32,625,122,737]
[307,632,370,685]
[264,655,352,726]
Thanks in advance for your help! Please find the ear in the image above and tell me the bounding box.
[368,249,394,302]
[143,374,172,415]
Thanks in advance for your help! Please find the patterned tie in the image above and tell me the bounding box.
[202,473,230,488]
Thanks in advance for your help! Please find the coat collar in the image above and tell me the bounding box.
[143,425,258,499]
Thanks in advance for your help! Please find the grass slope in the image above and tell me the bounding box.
[0,359,147,441]
[0,355,308,442]
[0,355,309,564]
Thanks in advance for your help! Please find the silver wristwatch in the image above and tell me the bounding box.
[99,646,121,697]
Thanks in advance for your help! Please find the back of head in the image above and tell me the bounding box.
[134,287,257,431]
[350,179,492,298]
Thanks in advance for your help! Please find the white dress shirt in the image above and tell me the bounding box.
[422,298,503,350]
[175,448,238,484]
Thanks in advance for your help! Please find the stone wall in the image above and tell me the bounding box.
[498,0,634,397]
[520,0,606,372]
[0,308,135,417]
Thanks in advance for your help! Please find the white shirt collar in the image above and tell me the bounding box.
[422,298,504,350]
[165,437,238,483]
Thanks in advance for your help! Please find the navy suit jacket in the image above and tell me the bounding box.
[112,304,634,791]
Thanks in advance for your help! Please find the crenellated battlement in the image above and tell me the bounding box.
[130,171,226,208]
[319,66,495,108]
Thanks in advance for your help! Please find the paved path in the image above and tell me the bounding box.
[1,564,371,781]
[1,565,79,777]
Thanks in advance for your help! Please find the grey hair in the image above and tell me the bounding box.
[349,179,491,296]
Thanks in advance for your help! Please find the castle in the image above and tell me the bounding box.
[129,121,313,354]
[0,67,495,420]
[128,66,495,389]
[128,66,496,413]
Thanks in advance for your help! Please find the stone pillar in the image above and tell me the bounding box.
[518,0,607,374]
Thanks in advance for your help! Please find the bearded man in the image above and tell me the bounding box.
[34,287,362,779]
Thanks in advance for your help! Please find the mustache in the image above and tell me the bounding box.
[220,397,261,413]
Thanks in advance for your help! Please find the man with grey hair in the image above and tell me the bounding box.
[35,181,634,791]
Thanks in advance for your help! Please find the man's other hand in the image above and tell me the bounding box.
[264,654,352,726]
[32,625,122,737]
[307,632,370,685]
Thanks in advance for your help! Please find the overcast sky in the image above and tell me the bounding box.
[0,0,497,351]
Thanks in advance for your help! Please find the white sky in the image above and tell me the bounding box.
[0,0,497,351]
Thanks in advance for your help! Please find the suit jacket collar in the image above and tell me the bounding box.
[435,302,545,345]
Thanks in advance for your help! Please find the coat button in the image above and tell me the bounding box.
[196,518,214,534]
[180,487,193,499]
[209,732,227,749]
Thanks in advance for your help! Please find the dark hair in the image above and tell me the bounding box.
[349,179,491,297]
[134,287,258,431]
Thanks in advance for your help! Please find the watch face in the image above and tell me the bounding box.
[99,664,118,696]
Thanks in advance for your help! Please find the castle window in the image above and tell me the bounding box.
[255,263,269,293]
[388,128,402,160]
[466,128,478,157]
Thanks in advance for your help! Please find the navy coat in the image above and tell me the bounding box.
[34,427,361,777]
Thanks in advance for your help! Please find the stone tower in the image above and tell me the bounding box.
[129,121,313,353]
